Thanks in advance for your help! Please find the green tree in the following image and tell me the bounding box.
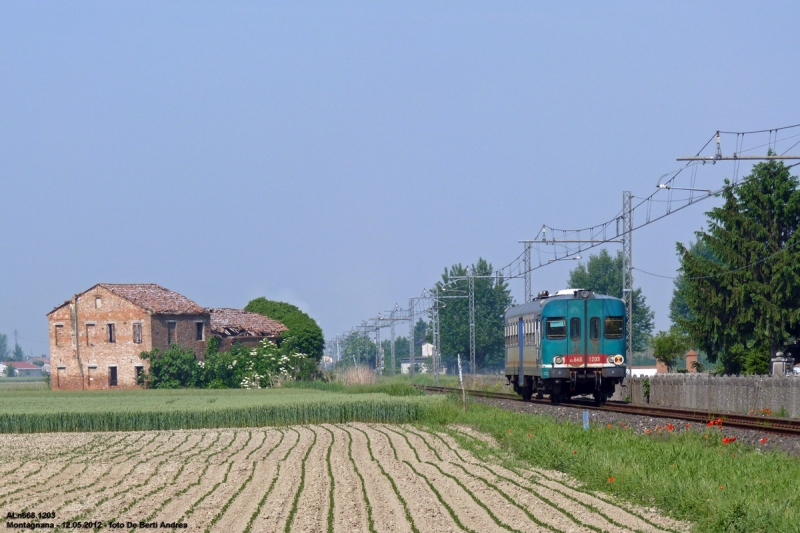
[340,332,377,367]
[435,258,512,371]
[12,343,24,361]
[651,327,690,372]
[244,298,325,360]
[381,336,409,373]
[139,344,203,388]
[568,249,655,352]
[412,319,428,358]
[0,334,8,361]
[669,240,716,327]
[677,158,800,375]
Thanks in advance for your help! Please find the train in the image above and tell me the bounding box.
[504,288,627,404]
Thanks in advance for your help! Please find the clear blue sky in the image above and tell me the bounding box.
[2,2,799,356]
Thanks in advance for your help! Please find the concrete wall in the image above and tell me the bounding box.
[616,374,800,418]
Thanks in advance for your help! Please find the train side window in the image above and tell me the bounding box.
[604,316,624,339]
[546,318,566,339]
[569,318,581,340]
[590,317,600,340]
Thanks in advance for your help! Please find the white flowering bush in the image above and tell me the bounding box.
[202,338,309,389]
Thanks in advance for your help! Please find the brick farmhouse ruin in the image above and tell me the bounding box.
[47,284,286,390]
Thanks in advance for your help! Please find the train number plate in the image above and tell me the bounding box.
[586,355,605,365]
[564,355,584,366]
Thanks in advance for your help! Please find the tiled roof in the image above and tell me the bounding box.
[9,361,41,370]
[208,308,287,338]
[99,284,206,315]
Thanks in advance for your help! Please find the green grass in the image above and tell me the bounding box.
[430,399,800,533]
[0,377,49,390]
[0,388,447,433]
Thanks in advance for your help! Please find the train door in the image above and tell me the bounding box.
[567,300,585,373]
[587,298,604,358]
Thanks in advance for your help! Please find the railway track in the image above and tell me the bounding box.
[417,385,800,436]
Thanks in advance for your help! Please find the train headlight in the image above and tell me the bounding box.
[607,355,615,364]
[554,356,564,365]
[614,355,624,365]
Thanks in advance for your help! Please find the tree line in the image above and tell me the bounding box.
[335,159,798,377]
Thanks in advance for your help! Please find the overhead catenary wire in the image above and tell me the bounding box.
[634,238,800,282]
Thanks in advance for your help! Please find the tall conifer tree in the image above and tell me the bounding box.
[678,157,800,374]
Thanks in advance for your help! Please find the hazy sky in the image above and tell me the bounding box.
[2,2,799,356]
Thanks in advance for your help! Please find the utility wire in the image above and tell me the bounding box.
[635,238,800,281]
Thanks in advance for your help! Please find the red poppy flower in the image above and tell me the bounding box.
[760,438,768,445]
[685,423,690,428]
[707,421,715,427]
[667,424,674,432]
[607,424,612,429]
[722,437,736,444]
[608,477,614,483]
[646,429,651,434]
[572,450,577,454]
[719,485,724,490]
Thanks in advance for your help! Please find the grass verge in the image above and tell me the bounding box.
[427,398,800,533]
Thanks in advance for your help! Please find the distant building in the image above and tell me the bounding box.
[47,284,287,391]
[647,349,701,375]
[9,361,43,377]
[628,366,658,377]
[685,350,699,372]
[48,284,210,391]
[421,343,434,358]
[400,358,428,374]
[0,362,6,376]
[207,308,286,352]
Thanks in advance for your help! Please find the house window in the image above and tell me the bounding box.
[55,324,63,346]
[133,323,143,344]
[109,366,118,387]
[195,322,204,341]
[95,297,102,309]
[135,366,144,386]
[167,322,177,345]
[86,323,95,346]
[107,324,116,343]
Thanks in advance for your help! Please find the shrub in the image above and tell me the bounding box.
[140,345,203,388]
[244,298,325,360]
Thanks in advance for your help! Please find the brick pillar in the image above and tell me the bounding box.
[685,350,698,372]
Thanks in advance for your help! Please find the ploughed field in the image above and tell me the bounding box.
[0,424,687,533]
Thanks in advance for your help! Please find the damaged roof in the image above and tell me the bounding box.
[208,308,287,338]
[100,284,206,315]
[47,283,206,315]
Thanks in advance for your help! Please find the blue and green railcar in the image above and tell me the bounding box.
[504,289,627,404]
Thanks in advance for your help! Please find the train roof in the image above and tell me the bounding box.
[505,289,622,320]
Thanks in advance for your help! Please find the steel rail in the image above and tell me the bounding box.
[416,385,800,436]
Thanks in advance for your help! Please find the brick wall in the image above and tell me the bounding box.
[150,314,209,358]
[49,286,153,390]
[48,287,210,390]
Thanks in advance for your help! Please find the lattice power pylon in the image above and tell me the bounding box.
[621,190,633,362]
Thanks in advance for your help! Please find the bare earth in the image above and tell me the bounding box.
[0,425,690,533]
